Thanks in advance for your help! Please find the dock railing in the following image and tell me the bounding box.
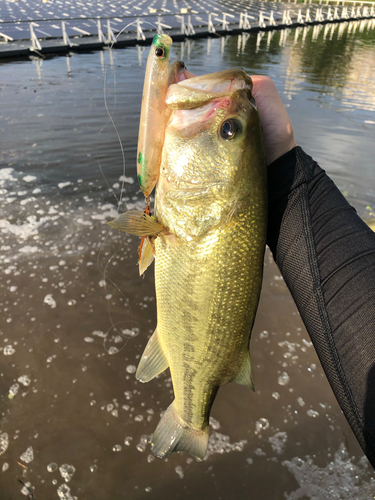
[0,1,374,55]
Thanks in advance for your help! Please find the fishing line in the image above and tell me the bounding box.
[102,318,141,354]
[96,230,141,355]
[94,51,127,352]
[105,20,156,210]
[96,30,149,355]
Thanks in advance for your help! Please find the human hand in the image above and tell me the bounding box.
[251,75,296,165]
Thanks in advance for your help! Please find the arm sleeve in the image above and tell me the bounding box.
[267,146,375,469]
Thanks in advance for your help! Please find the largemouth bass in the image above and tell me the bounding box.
[109,68,267,461]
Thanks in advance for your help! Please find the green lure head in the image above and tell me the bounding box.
[152,34,172,61]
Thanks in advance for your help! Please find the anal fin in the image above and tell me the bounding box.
[136,328,169,383]
[232,352,255,391]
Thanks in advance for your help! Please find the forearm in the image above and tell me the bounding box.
[267,146,375,469]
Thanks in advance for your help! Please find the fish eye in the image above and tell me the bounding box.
[220,119,242,140]
[155,46,165,58]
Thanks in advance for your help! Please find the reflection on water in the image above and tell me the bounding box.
[0,19,375,500]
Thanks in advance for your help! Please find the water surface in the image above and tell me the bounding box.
[1,19,375,500]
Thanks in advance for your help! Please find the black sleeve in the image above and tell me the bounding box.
[267,146,375,469]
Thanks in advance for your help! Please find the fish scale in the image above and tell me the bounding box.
[154,198,265,431]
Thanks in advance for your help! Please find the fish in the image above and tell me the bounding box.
[109,68,267,461]
[136,33,173,200]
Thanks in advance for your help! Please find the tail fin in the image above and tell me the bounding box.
[151,402,209,462]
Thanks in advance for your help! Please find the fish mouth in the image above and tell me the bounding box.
[177,67,196,83]
[166,69,253,114]
[167,60,196,86]
[169,69,252,98]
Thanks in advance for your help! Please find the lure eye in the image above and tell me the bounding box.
[220,119,241,140]
[155,47,164,58]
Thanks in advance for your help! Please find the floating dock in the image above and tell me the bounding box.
[0,0,375,59]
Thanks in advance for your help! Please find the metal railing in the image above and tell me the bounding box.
[0,3,374,49]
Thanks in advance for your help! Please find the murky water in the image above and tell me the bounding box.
[1,20,375,500]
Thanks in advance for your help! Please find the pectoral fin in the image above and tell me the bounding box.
[232,353,255,391]
[136,328,169,383]
[107,210,166,237]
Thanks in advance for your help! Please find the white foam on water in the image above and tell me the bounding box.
[306,409,319,418]
[283,444,375,500]
[119,175,135,184]
[76,218,94,227]
[0,215,51,239]
[9,383,19,398]
[58,182,72,189]
[59,464,76,482]
[91,212,117,221]
[0,433,9,455]
[20,446,34,464]
[3,346,16,356]
[209,417,221,430]
[20,196,36,206]
[23,175,37,183]
[205,431,247,459]
[255,418,270,434]
[44,294,57,309]
[278,372,290,386]
[57,483,75,500]
[107,346,119,355]
[92,330,106,338]
[136,435,151,453]
[269,431,288,455]
[0,168,17,186]
[20,481,33,497]
[19,245,40,254]
[175,465,184,479]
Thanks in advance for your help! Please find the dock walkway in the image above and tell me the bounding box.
[1,0,374,59]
